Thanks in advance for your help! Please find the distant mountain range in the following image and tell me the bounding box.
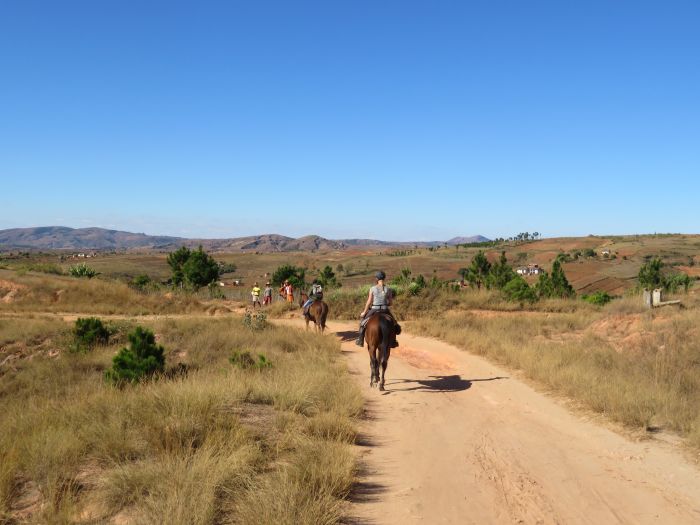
[0,227,490,252]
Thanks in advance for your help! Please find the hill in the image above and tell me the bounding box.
[0,226,489,252]
[445,235,491,245]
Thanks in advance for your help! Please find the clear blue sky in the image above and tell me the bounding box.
[1,1,698,241]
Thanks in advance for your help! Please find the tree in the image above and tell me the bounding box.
[638,257,664,290]
[460,251,491,290]
[487,251,516,290]
[182,246,220,289]
[319,265,340,288]
[271,264,306,289]
[167,246,191,286]
[537,260,575,299]
[167,245,220,290]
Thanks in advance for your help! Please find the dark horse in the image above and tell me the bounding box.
[299,293,329,333]
[365,313,395,391]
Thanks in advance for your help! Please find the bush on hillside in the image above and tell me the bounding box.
[502,276,538,304]
[581,291,613,306]
[167,245,220,290]
[69,263,98,278]
[271,264,306,289]
[73,317,110,352]
[105,326,165,384]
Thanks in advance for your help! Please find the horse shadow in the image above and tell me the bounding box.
[384,375,507,393]
[335,329,359,342]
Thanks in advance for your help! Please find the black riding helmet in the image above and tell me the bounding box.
[375,271,386,281]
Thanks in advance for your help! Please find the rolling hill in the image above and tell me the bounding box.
[0,227,489,252]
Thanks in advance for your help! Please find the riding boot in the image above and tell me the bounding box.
[355,325,365,347]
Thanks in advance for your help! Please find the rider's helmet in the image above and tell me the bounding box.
[312,279,319,285]
[375,271,386,281]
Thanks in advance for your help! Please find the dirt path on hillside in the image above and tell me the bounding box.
[311,320,700,525]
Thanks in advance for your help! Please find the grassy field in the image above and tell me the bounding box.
[3,233,699,297]
[0,317,362,523]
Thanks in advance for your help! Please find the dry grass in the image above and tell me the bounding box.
[322,286,594,321]
[0,318,362,523]
[0,269,205,315]
[411,306,700,447]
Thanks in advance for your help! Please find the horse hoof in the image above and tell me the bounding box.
[379,385,385,392]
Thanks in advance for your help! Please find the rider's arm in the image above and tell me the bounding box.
[360,289,373,318]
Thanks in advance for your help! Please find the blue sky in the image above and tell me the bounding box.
[1,1,698,241]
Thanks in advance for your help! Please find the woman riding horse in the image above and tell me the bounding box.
[356,271,400,348]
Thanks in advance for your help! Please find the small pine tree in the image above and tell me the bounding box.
[271,264,306,289]
[461,251,491,290]
[319,265,340,288]
[167,246,191,286]
[550,259,575,298]
[638,258,664,290]
[182,246,220,289]
[105,327,165,384]
[73,317,110,351]
[487,251,516,290]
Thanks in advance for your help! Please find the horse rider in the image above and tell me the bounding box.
[356,271,401,347]
[302,279,323,318]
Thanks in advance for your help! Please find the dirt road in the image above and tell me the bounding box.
[320,320,700,525]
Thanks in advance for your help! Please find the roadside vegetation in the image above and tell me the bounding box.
[0,317,362,523]
[410,305,700,448]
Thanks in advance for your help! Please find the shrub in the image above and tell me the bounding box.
[131,274,153,291]
[217,261,237,274]
[73,317,110,352]
[69,262,98,278]
[166,246,220,290]
[638,257,664,290]
[105,327,165,384]
[665,273,692,293]
[271,264,306,290]
[502,276,537,304]
[229,350,272,370]
[582,291,613,306]
[243,311,268,331]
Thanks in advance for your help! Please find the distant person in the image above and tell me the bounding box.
[283,280,294,303]
[356,271,400,347]
[251,282,261,309]
[263,282,273,305]
[302,279,323,318]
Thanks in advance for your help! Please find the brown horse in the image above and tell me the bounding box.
[365,313,395,391]
[300,293,328,333]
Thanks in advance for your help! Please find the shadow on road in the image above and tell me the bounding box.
[335,329,359,342]
[384,375,507,393]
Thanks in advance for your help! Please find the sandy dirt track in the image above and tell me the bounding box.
[314,320,700,525]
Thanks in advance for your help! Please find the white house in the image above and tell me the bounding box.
[516,264,544,276]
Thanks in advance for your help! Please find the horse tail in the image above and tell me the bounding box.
[379,315,391,363]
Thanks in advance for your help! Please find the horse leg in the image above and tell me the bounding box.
[368,348,378,388]
[379,348,390,391]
